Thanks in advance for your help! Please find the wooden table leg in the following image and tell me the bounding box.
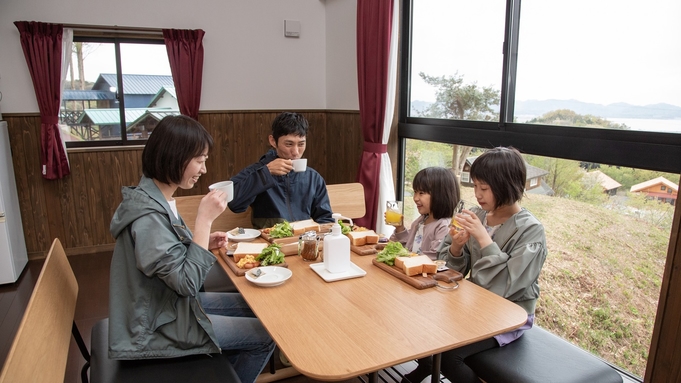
[431,353,441,383]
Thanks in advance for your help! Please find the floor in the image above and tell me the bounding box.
[1,251,418,383]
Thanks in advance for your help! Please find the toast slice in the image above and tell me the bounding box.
[346,230,380,246]
[233,242,268,262]
[291,219,320,235]
[395,255,437,276]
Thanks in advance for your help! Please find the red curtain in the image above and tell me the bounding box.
[15,21,70,180]
[163,29,205,120]
[354,0,394,229]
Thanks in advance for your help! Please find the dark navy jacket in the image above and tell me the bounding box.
[228,149,333,228]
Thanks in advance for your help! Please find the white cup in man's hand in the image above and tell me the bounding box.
[291,158,307,172]
[209,181,234,202]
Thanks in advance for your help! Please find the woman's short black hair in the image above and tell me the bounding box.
[142,115,213,185]
[470,146,526,210]
[271,112,309,143]
[412,166,460,219]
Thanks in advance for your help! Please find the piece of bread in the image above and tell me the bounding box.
[233,242,268,262]
[291,219,320,235]
[346,230,379,246]
[395,255,437,276]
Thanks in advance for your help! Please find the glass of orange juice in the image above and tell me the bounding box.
[450,200,479,231]
[385,201,404,226]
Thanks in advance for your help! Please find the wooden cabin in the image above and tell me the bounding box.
[630,176,678,204]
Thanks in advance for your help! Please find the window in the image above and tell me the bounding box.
[60,34,174,147]
[661,186,667,191]
[399,0,681,379]
[530,177,538,187]
[461,172,470,184]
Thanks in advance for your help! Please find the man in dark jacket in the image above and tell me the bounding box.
[228,112,334,229]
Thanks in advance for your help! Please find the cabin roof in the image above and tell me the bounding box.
[630,176,679,192]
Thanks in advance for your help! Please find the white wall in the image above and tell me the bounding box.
[0,0,358,114]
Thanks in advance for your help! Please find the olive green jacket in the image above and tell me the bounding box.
[108,176,220,359]
[438,207,547,315]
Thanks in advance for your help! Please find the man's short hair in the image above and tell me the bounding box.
[271,112,309,143]
[142,115,213,185]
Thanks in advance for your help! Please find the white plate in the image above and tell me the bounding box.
[227,228,261,242]
[245,266,292,287]
[310,262,366,282]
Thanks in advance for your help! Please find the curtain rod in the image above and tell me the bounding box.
[61,23,162,33]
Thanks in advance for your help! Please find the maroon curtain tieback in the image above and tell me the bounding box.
[363,141,387,154]
[41,116,59,125]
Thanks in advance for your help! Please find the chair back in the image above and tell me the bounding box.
[175,195,253,232]
[0,238,78,383]
[327,182,366,220]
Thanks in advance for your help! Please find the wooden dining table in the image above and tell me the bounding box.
[216,238,528,382]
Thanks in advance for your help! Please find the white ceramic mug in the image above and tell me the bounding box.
[208,180,234,202]
[291,158,307,172]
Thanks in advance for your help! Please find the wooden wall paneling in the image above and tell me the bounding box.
[5,116,43,254]
[96,151,115,245]
[324,112,362,184]
[305,112,328,180]
[63,153,88,248]
[83,152,102,245]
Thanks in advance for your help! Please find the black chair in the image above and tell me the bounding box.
[79,318,241,383]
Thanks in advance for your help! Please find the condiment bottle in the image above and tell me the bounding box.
[298,231,319,261]
[323,213,351,273]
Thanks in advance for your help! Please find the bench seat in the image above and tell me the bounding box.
[89,318,241,383]
[464,326,623,383]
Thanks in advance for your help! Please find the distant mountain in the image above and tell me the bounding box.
[411,99,681,120]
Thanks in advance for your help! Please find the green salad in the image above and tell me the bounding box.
[269,221,293,238]
[375,241,409,266]
[339,220,352,235]
[257,243,285,266]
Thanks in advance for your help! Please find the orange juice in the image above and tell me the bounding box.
[450,217,464,231]
[385,210,403,225]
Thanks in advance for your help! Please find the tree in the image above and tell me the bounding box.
[414,72,500,176]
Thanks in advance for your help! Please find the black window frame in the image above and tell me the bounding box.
[397,0,681,197]
[63,34,167,149]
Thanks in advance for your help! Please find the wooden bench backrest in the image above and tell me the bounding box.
[327,182,365,220]
[175,195,252,233]
[176,182,365,232]
[0,238,78,383]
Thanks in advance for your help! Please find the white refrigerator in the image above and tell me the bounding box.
[0,120,28,284]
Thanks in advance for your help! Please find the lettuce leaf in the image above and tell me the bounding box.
[257,243,285,266]
[375,241,409,266]
[270,221,293,238]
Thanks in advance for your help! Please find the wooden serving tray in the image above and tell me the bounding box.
[218,251,288,277]
[372,259,463,289]
[260,232,300,245]
[351,244,378,256]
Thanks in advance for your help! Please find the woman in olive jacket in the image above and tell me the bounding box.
[108,115,274,383]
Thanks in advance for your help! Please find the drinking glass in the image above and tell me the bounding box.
[450,200,479,230]
[385,201,404,226]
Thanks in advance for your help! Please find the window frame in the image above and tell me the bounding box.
[397,0,681,196]
[63,31,167,149]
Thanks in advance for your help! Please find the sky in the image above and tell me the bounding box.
[410,0,681,108]
[73,43,170,83]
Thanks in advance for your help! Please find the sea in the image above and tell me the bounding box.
[515,115,681,134]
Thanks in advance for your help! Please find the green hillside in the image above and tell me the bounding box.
[480,189,668,378]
